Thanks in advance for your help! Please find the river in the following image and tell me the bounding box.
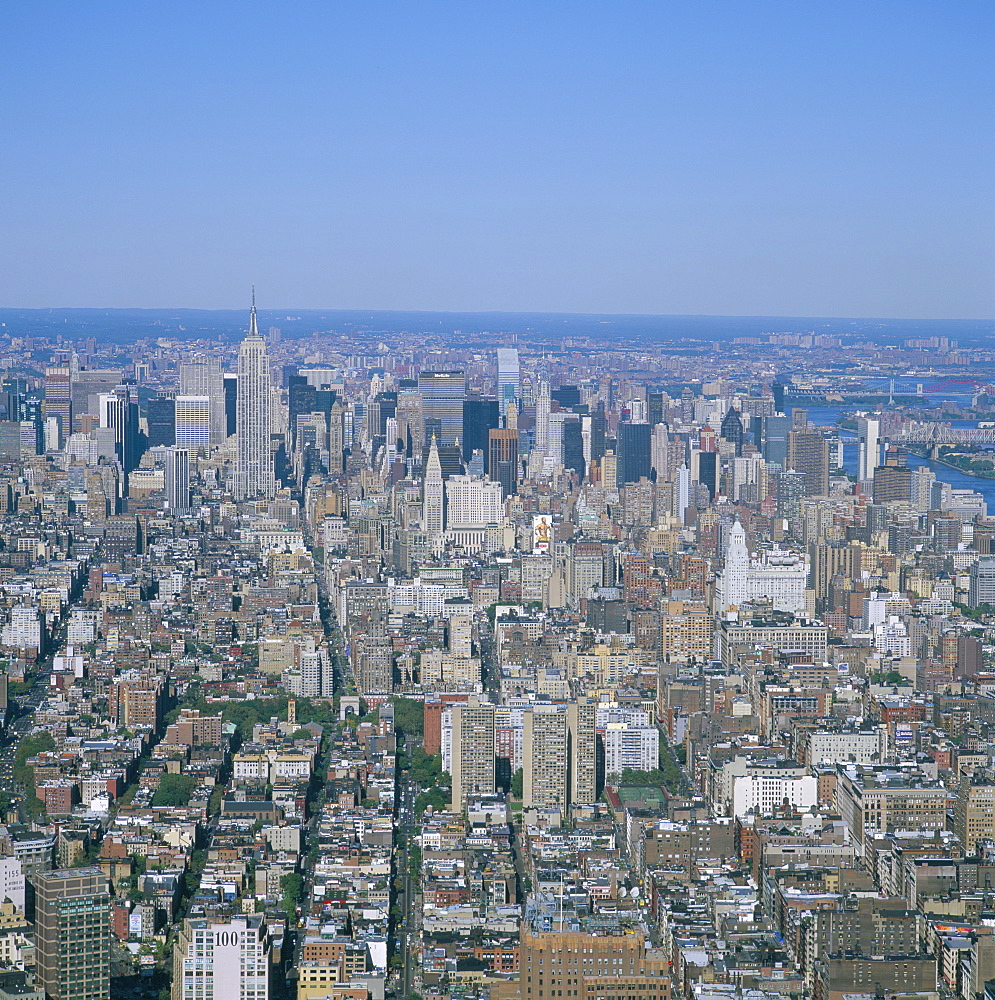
[801,402,995,511]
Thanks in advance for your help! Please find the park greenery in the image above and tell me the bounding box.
[401,746,449,816]
[938,445,995,478]
[607,738,689,795]
[164,691,336,743]
[391,697,424,738]
[14,731,55,818]
[280,872,304,913]
[152,773,198,807]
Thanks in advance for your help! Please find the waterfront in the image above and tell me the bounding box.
[802,399,995,512]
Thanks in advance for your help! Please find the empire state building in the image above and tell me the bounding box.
[235,293,275,500]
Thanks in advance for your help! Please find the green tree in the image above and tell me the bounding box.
[152,773,197,807]
[280,872,303,913]
[391,697,425,737]
[414,788,448,816]
[408,747,443,787]
[13,731,55,816]
[510,768,523,798]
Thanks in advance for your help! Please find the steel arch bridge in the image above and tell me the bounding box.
[925,377,995,395]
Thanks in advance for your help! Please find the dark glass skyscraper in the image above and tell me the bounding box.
[562,417,585,477]
[589,406,607,463]
[719,407,744,456]
[698,450,717,501]
[288,375,317,448]
[489,428,519,496]
[463,393,499,469]
[760,414,791,468]
[616,422,651,485]
[147,394,176,447]
[223,374,238,438]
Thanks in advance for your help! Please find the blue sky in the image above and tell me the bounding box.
[1,1,992,318]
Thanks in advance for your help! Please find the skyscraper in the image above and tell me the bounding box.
[717,516,749,609]
[33,867,110,1000]
[760,414,792,468]
[567,698,598,805]
[787,428,830,497]
[235,295,275,501]
[534,378,550,459]
[97,384,139,481]
[524,705,569,812]
[44,364,73,449]
[562,417,585,477]
[462,392,499,468]
[676,465,691,523]
[857,416,880,483]
[223,373,238,438]
[488,428,519,497]
[172,915,271,1000]
[617,422,651,485]
[164,447,190,512]
[174,395,211,455]
[496,348,520,417]
[697,450,717,501]
[422,435,444,538]
[147,393,176,447]
[451,697,496,808]
[720,407,744,455]
[179,354,226,445]
[418,370,466,447]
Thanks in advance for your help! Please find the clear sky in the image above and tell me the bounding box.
[1,1,993,318]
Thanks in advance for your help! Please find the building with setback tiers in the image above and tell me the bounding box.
[235,296,275,501]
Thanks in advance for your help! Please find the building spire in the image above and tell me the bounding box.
[249,286,259,338]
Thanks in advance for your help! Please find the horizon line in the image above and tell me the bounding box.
[0,305,992,325]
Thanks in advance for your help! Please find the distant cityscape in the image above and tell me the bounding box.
[0,305,992,1000]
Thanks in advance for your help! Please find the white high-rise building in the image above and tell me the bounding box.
[179,354,226,445]
[164,447,190,512]
[715,518,808,614]
[173,915,271,1000]
[719,517,749,609]
[445,475,503,527]
[174,396,211,455]
[857,416,880,483]
[676,465,690,523]
[2,606,41,649]
[0,858,24,912]
[422,435,444,537]
[534,378,550,459]
[235,296,275,501]
[496,348,520,418]
[604,724,659,776]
